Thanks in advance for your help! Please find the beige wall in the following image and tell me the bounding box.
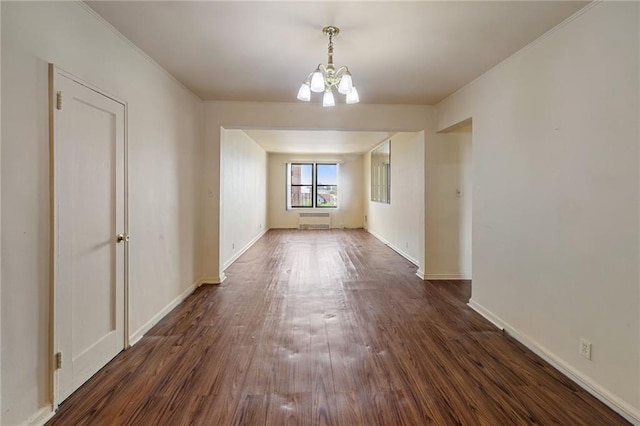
[365,133,424,269]
[0,1,3,420]
[3,0,635,424]
[203,102,434,283]
[1,2,203,424]
[268,153,364,229]
[221,129,267,270]
[437,2,639,420]
[425,128,472,279]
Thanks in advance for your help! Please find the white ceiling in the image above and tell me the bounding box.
[243,129,394,154]
[86,1,588,105]
[86,1,587,155]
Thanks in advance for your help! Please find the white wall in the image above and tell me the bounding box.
[221,129,267,270]
[425,128,472,279]
[268,153,364,229]
[365,132,424,269]
[437,2,639,419]
[1,2,203,425]
[0,3,3,420]
[202,102,435,283]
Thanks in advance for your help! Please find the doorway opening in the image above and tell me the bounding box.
[433,118,472,295]
[217,129,426,275]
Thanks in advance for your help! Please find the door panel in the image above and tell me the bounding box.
[54,72,126,403]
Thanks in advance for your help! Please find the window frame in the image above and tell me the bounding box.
[371,139,391,204]
[289,162,315,209]
[287,162,339,210]
[314,163,338,209]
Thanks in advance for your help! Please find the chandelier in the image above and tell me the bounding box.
[297,26,360,107]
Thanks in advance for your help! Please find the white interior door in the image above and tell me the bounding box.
[53,70,126,404]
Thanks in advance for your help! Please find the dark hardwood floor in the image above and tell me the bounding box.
[48,229,629,425]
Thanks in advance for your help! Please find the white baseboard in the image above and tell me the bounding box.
[366,229,390,246]
[28,405,55,426]
[223,228,267,270]
[467,299,506,330]
[198,275,225,285]
[387,243,419,267]
[128,280,199,346]
[367,229,419,267]
[424,273,472,280]
[468,298,640,424]
[416,269,425,280]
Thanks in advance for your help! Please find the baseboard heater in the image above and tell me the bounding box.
[299,212,331,229]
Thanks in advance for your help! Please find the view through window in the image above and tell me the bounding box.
[289,163,338,208]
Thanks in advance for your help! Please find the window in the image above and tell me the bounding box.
[316,164,338,207]
[290,163,313,207]
[288,163,338,209]
[371,140,391,204]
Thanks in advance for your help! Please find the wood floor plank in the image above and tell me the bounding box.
[48,229,629,425]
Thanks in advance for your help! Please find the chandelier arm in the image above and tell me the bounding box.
[334,66,348,79]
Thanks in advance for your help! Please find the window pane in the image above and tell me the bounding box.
[371,140,390,204]
[316,164,337,185]
[291,185,313,207]
[316,185,337,207]
[291,164,313,185]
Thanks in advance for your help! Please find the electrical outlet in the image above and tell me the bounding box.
[579,338,592,360]
[232,243,235,250]
[405,242,409,248]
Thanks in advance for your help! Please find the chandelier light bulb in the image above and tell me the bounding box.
[297,82,311,101]
[346,86,359,104]
[322,89,335,107]
[338,72,353,95]
[310,70,325,93]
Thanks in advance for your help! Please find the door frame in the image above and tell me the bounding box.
[48,64,130,409]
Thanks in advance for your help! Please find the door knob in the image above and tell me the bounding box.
[116,233,130,243]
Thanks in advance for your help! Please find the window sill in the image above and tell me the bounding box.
[288,207,338,211]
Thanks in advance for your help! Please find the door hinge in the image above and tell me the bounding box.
[55,352,62,369]
[56,91,62,110]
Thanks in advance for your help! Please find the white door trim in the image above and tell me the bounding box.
[49,64,129,409]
